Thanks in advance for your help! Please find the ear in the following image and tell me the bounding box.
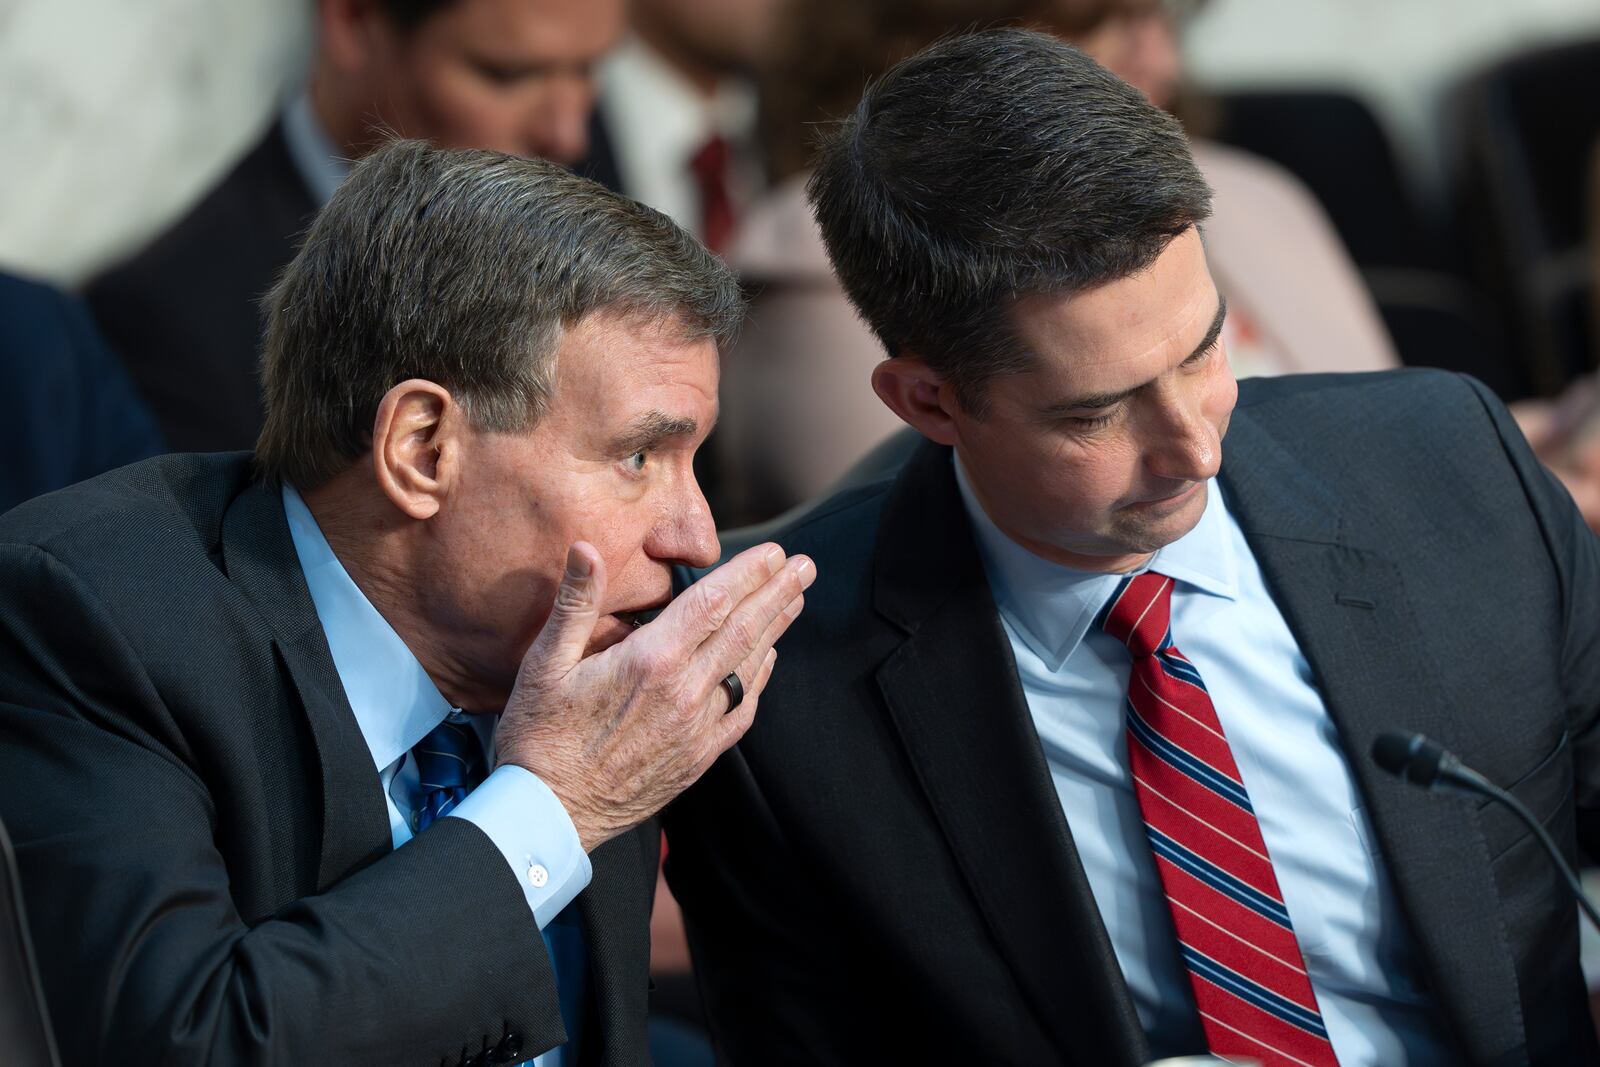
[315,0,393,73]
[370,379,460,520]
[871,355,964,447]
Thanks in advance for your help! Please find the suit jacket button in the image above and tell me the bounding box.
[494,1032,524,1062]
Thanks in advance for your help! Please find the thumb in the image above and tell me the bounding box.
[529,542,606,676]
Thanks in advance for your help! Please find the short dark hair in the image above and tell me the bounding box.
[257,140,742,488]
[807,27,1211,413]
[373,0,456,31]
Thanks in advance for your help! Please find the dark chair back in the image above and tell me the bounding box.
[1210,88,1447,272]
[1209,88,1520,394]
[1450,38,1600,394]
[0,815,59,1067]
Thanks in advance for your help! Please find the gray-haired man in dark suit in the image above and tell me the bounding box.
[1,140,812,1066]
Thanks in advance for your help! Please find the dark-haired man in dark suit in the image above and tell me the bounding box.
[86,0,623,453]
[3,141,811,1065]
[662,29,1600,1066]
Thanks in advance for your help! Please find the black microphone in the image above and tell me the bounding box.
[1371,730,1600,933]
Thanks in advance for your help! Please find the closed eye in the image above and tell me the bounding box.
[1065,410,1118,429]
[471,59,556,86]
[1182,340,1219,368]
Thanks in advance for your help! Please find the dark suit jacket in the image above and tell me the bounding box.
[664,370,1600,1066]
[85,121,317,453]
[0,271,163,513]
[0,453,657,1066]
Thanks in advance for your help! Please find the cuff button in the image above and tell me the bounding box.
[527,863,549,889]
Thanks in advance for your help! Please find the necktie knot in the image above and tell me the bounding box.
[412,718,485,831]
[1101,571,1175,659]
[688,134,736,255]
[688,134,729,182]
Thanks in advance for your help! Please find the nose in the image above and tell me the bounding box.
[648,474,722,569]
[1145,392,1222,485]
[526,74,594,165]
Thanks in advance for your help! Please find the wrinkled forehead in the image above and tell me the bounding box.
[547,309,721,427]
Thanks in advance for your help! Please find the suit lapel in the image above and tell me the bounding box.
[872,441,1150,1066]
[1222,410,1525,1065]
[220,476,392,889]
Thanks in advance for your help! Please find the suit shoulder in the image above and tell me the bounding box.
[1236,368,1495,430]
[0,453,253,573]
[86,124,310,306]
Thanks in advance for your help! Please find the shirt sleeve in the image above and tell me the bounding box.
[448,764,592,928]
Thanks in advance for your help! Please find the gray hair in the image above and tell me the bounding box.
[257,139,743,488]
[807,28,1212,415]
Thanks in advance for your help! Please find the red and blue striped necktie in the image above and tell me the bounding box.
[1102,571,1339,1067]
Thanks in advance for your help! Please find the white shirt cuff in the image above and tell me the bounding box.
[448,764,592,928]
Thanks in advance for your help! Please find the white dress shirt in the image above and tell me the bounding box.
[283,485,589,1064]
[953,456,1451,1065]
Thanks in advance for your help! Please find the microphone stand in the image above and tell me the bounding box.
[1372,730,1600,934]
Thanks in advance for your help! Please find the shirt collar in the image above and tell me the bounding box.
[281,90,349,207]
[953,453,1237,672]
[281,484,454,774]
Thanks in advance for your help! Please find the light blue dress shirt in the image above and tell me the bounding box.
[283,485,589,1064]
[953,457,1451,1065]
[281,91,349,207]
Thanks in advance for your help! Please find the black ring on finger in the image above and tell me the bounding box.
[720,671,744,714]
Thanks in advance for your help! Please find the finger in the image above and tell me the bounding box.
[649,542,787,655]
[688,555,814,690]
[710,646,777,754]
[696,588,795,733]
[714,591,803,718]
[523,542,607,676]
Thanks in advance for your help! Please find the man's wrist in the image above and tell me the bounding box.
[500,755,603,852]
[447,764,593,926]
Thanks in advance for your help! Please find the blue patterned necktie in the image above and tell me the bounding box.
[412,717,486,832]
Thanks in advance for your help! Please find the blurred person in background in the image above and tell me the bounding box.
[716,0,1600,529]
[0,270,163,512]
[589,0,779,254]
[85,0,624,454]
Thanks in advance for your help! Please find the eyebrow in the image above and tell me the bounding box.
[470,57,564,80]
[1039,295,1229,416]
[610,410,708,454]
[466,50,602,80]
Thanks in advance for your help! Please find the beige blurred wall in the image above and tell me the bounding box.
[0,0,309,285]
